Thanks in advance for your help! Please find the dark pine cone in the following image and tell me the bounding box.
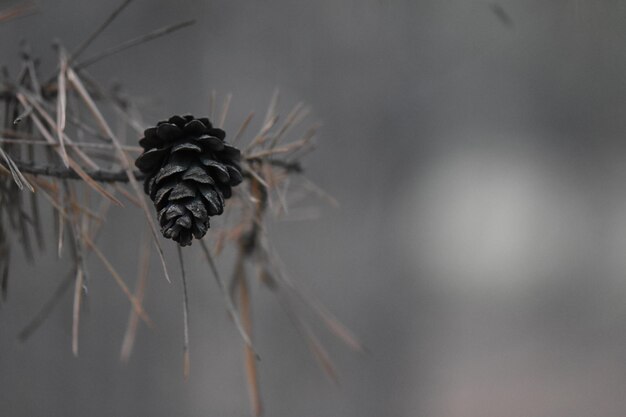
[135,115,243,246]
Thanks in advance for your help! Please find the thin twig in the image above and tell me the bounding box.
[8,158,300,183]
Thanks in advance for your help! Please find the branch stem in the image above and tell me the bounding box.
[7,158,301,183]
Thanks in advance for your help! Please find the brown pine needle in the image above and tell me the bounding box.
[18,271,75,342]
[243,163,269,190]
[27,178,102,250]
[177,245,191,381]
[246,138,311,159]
[238,265,262,417]
[69,0,134,63]
[57,186,65,257]
[217,93,232,129]
[120,228,151,362]
[0,1,36,23]
[67,68,172,283]
[27,108,120,205]
[246,115,279,152]
[68,159,123,206]
[74,20,196,70]
[56,49,69,167]
[274,176,290,216]
[305,293,361,353]
[266,244,362,352]
[114,183,141,207]
[83,234,153,328]
[0,146,34,191]
[305,326,338,383]
[232,112,254,145]
[213,230,227,256]
[18,92,100,170]
[71,267,84,356]
[263,89,279,126]
[268,102,307,149]
[279,292,338,383]
[0,163,10,177]
[301,177,339,208]
[198,240,257,352]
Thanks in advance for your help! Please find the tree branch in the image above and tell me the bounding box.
[11,160,144,182]
[8,158,302,183]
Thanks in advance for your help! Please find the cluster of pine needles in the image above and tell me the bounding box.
[0,1,360,415]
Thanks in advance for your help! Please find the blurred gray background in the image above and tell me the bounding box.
[3,1,626,416]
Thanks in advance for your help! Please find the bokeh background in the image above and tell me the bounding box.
[2,1,626,416]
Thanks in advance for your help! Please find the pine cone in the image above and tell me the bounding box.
[135,115,243,246]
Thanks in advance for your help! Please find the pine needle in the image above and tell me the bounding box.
[69,0,134,63]
[71,267,84,356]
[114,183,141,207]
[18,271,75,342]
[279,291,338,383]
[301,177,339,208]
[0,1,36,23]
[68,159,123,206]
[237,261,262,417]
[82,234,153,327]
[232,112,254,145]
[66,68,172,283]
[268,102,307,149]
[120,227,151,362]
[0,145,33,191]
[57,185,65,257]
[74,20,196,70]
[263,89,279,127]
[177,245,190,381]
[55,48,69,167]
[304,326,338,383]
[18,92,100,169]
[217,93,232,129]
[198,240,257,352]
[268,246,362,352]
